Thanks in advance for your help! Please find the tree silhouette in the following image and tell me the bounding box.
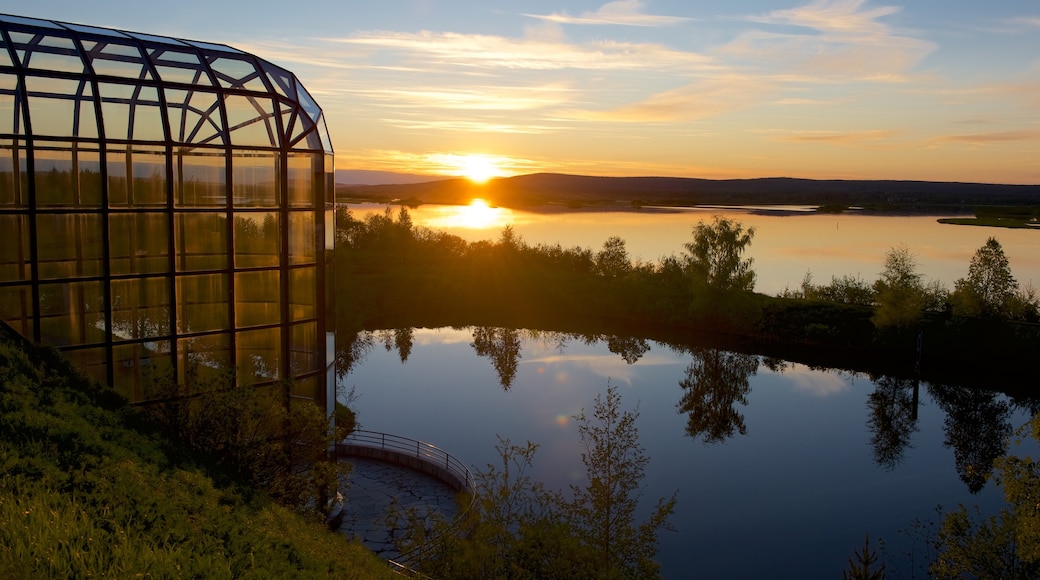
[866,375,919,470]
[471,326,522,390]
[677,347,759,444]
[684,216,756,291]
[952,237,1020,318]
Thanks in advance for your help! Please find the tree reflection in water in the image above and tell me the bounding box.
[336,330,375,378]
[928,383,1013,493]
[471,326,522,390]
[677,347,759,444]
[866,376,920,470]
[606,335,651,364]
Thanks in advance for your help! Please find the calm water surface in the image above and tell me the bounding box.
[341,204,1039,578]
[341,328,1034,579]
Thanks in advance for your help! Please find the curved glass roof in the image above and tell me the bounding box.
[0,13,332,153]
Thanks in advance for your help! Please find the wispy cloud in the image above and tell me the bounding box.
[525,0,693,27]
[934,129,1040,145]
[751,0,900,37]
[780,129,899,146]
[573,75,773,123]
[334,31,712,72]
[732,0,933,82]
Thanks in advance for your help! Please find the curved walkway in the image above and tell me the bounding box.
[333,431,475,565]
[334,457,460,560]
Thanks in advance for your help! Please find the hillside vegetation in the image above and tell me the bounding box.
[0,328,385,579]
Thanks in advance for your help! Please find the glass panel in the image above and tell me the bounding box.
[34,145,102,207]
[99,83,163,142]
[237,327,281,384]
[0,73,21,134]
[287,152,318,208]
[296,82,321,123]
[16,33,85,73]
[0,214,32,281]
[88,42,152,80]
[317,113,333,154]
[63,347,108,387]
[288,211,316,265]
[174,212,227,271]
[38,280,106,346]
[173,149,226,206]
[36,213,104,279]
[290,322,319,375]
[131,33,188,47]
[113,343,172,402]
[291,375,321,400]
[232,151,277,207]
[188,40,243,55]
[208,56,265,91]
[109,213,169,275]
[324,154,334,207]
[178,333,230,388]
[324,205,335,251]
[176,273,229,333]
[262,62,296,100]
[235,270,280,328]
[234,212,279,268]
[107,145,167,207]
[61,23,132,39]
[0,285,33,338]
[0,141,27,206]
[25,77,97,138]
[165,89,223,144]
[111,277,171,340]
[225,95,277,147]
[288,112,313,148]
[289,267,316,321]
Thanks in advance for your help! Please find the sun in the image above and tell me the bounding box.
[456,154,502,184]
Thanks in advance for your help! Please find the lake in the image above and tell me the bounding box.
[340,203,1039,578]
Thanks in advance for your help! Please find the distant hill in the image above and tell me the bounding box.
[337,173,1040,212]
[335,169,445,186]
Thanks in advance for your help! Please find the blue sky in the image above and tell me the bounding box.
[4,0,1039,183]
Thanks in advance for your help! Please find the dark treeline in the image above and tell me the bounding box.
[335,206,1040,393]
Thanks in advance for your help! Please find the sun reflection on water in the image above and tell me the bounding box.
[426,198,511,230]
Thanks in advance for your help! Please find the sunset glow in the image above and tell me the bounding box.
[27,0,1040,185]
[455,154,504,184]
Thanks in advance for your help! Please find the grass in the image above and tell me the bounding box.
[0,330,387,579]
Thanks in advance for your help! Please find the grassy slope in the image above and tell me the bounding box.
[0,331,386,579]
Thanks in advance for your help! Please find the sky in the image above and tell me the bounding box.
[4,0,1040,184]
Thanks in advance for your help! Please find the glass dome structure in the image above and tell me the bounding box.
[0,13,336,411]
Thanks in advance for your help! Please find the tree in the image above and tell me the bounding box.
[684,216,756,292]
[952,237,1019,318]
[872,246,926,328]
[844,534,886,580]
[927,412,1040,578]
[596,236,632,279]
[557,384,677,579]
[393,386,675,579]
